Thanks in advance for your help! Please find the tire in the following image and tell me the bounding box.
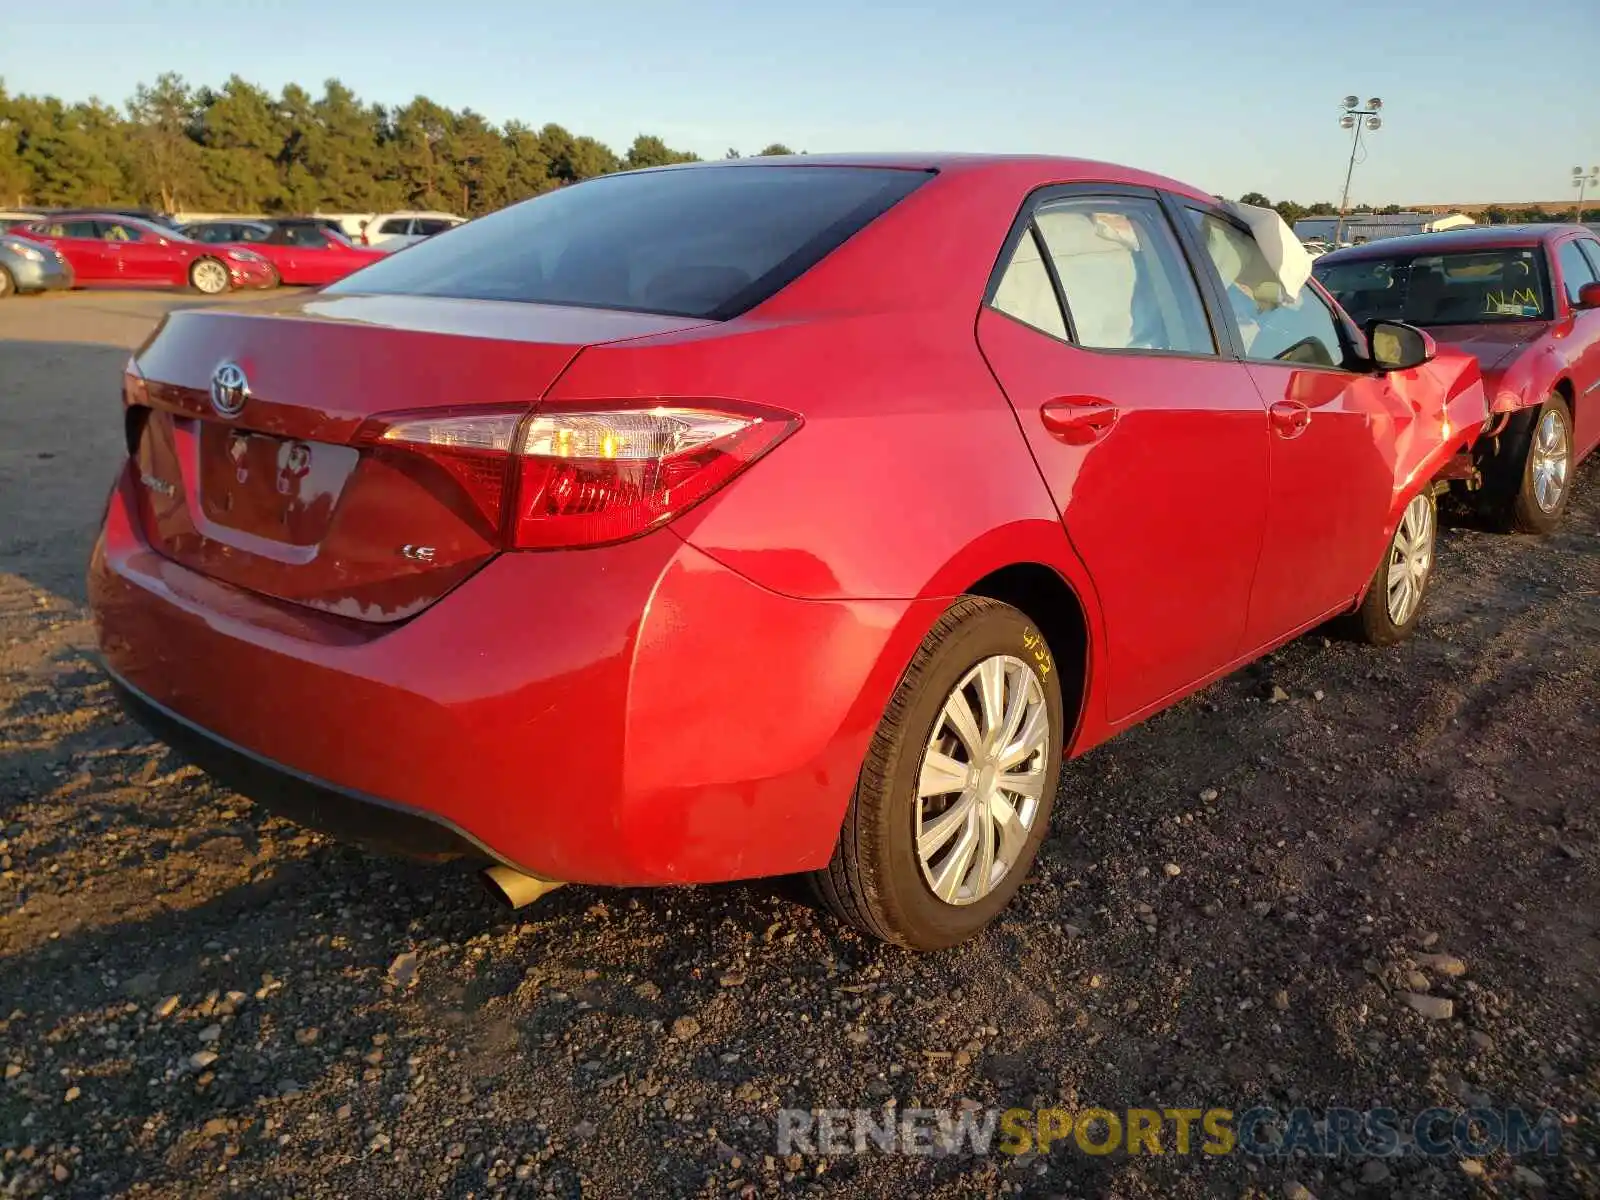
[1496,396,1573,535]
[811,597,1065,950]
[1337,489,1437,646]
[189,257,231,295]
[0,265,13,299]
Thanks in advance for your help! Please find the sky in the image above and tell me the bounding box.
[4,0,1598,206]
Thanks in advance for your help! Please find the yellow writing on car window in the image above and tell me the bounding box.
[1484,288,1538,315]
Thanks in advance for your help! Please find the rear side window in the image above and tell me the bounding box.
[1032,197,1213,354]
[378,218,412,235]
[1189,210,1345,368]
[329,166,930,318]
[42,220,96,239]
[413,219,457,236]
[992,230,1068,339]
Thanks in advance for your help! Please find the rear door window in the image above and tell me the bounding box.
[377,218,413,235]
[329,165,931,318]
[1028,196,1214,354]
[1188,210,1346,368]
[413,219,456,236]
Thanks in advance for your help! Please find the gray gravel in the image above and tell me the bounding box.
[2,290,1598,1198]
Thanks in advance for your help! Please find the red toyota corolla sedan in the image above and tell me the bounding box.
[182,218,390,286]
[13,214,276,294]
[1317,225,1600,533]
[90,156,1487,949]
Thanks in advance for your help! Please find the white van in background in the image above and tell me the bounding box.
[359,211,466,249]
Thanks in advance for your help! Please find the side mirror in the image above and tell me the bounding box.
[1576,281,1600,311]
[1366,319,1436,371]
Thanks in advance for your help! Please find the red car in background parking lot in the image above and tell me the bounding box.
[1317,224,1600,532]
[13,214,276,294]
[181,218,389,286]
[91,156,1487,949]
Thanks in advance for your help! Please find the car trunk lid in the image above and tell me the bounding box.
[127,292,712,622]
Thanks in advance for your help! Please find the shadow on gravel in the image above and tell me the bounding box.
[0,339,132,605]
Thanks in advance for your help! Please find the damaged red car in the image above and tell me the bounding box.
[90,156,1488,949]
[1316,224,1600,533]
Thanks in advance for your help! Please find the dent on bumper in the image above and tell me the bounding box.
[90,469,928,885]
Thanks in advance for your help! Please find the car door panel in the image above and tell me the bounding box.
[1178,205,1421,643]
[981,312,1270,719]
[1239,360,1413,643]
[107,224,170,285]
[975,189,1270,723]
[51,222,114,282]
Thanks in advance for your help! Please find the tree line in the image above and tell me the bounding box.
[1238,192,1599,228]
[0,73,795,215]
[2,75,1592,224]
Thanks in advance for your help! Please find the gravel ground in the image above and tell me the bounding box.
[1,291,1597,1199]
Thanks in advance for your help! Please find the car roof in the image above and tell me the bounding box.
[1319,223,1584,263]
[624,153,1219,203]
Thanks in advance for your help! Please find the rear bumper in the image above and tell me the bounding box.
[90,464,928,885]
[110,673,486,862]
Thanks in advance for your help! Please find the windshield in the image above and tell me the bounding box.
[1315,247,1551,326]
[326,165,931,318]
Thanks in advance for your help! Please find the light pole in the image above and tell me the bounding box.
[1573,166,1598,223]
[1334,96,1383,247]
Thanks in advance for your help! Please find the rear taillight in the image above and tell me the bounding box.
[357,403,799,550]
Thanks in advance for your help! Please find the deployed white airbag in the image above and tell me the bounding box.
[1218,200,1314,303]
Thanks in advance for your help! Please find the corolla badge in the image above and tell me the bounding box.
[210,362,249,418]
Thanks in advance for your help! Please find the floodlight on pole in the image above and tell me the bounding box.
[1334,95,1386,246]
[1575,165,1599,222]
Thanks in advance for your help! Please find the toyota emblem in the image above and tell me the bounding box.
[210,362,250,418]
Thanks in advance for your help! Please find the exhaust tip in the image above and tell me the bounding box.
[482,864,566,909]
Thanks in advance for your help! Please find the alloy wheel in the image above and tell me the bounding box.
[1385,493,1434,626]
[914,655,1050,906]
[1529,407,1570,514]
[192,260,229,295]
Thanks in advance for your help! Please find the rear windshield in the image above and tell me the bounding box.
[1315,247,1551,325]
[327,165,931,318]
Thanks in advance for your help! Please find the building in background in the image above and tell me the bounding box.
[1294,211,1475,245]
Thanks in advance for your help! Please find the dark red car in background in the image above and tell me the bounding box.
[1317,225,1600,532]
[13,214,276,294]
[90,156,1486,950]
[182,218,389,286]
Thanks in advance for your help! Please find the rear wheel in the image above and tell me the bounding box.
[189,258,230,295]
[1338,489,1436,646]
[811,597,1064,950]
[1498,396,1573,535]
